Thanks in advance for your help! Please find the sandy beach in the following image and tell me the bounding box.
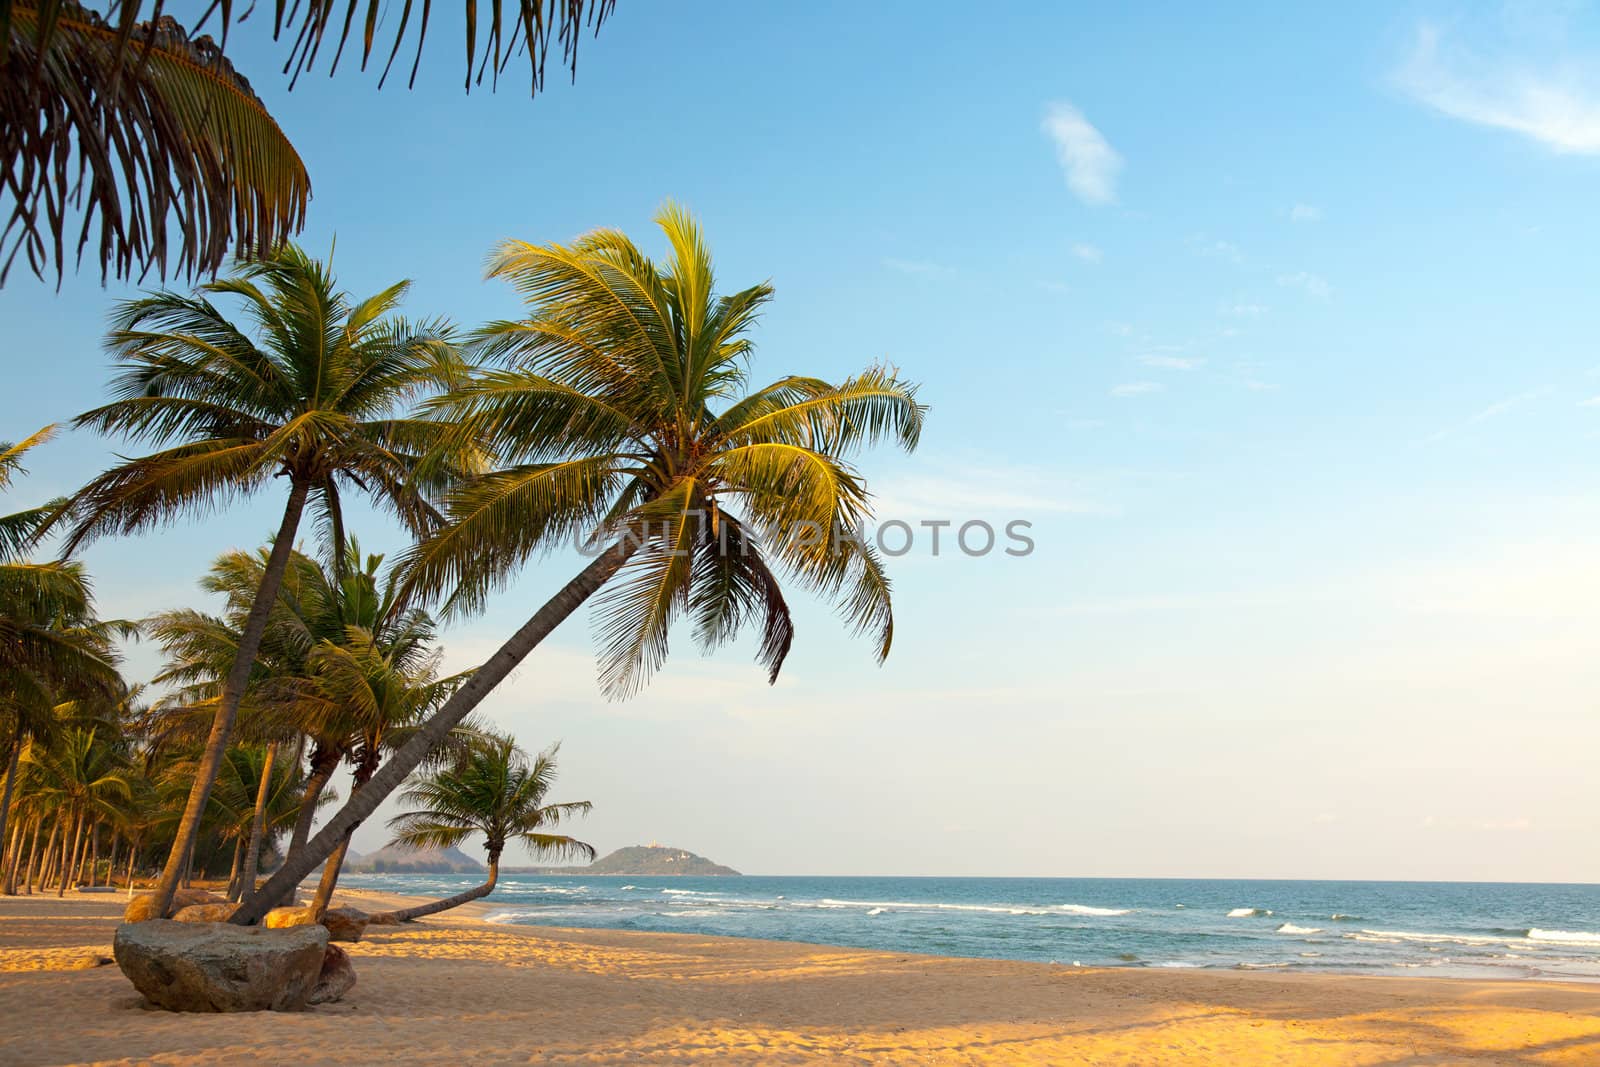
[1,891,1597,1065]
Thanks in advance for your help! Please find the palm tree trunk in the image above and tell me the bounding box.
[124,834,140,896]
[1,819,19,893]
[16,817,42,895]
[372,853,501,923]
[33,812,60,894]
[309,829,354,920]
[225,838,245,899]
[58,806,83,896]
[234,540,635,925]
[269,745,337,908]
[87,820,100,887]
[149,479,311,918]
[0,728,20,860]
[237,741,278,905]
[106,833,119,890]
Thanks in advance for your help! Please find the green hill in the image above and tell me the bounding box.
[509,845,740,877]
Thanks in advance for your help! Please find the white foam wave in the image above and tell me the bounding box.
[619,885,637,890]
[1059,904,1132,916]
[1353,929,1507,947]
[659,889,718,896]
[816,898,1055,916]
[1276,923,1323,935]
[866,907,887,916]
[1227,907,1268,918]
[1527,929,1600,946]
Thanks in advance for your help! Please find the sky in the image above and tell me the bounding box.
[6,1,1600,881]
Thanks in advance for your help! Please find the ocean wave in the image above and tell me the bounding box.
[866,907,887,916]
[816,898,1055,916]
[1151,961,1202,968]
[1276,923,1323,935]
[1059,904,1132,916]
[1527,929,1600,946]
[1329,914,1362,922]
[619,885,637,890]
[1235,961,1291,970]
[1352,929,1507,947]
[660,889,719,896]
[1227,907,1270,918]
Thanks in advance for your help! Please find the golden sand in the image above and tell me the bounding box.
[3,890,1599,1065]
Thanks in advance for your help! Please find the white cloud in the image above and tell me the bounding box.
[1241,380,1280,392]
[1428,386,1552,442]
[1580,396,1600,407]
[1398,23,1600,154]
[1041,102,1123,205]
[1277,271,1332,299]
[1139,354,1204,370]
[1289,203,1322,223]
[1110,381,1163,398]
[1071,242,1103,263]
[1191,236,1243,264]
[1222,303,1267,318]
[883,257,953,277]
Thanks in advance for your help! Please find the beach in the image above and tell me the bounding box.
[4,891,1600,1065]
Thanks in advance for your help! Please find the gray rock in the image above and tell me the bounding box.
[113,920,328,1012]
[124,888,227,923]
[307,944,356,1005]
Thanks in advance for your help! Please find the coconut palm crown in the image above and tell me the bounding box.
[409,202,927,696]
[57,243,471,916]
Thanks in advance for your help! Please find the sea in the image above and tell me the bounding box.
[336,873,1600,982]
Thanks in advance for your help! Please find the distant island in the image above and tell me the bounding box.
[507,844,740,877]
[347,844,485,874]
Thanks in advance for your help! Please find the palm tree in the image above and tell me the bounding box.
[0,426,124,855]
[60,246,469,917]
[374,736,592,923]
[3,0,614,283]
[237,206,925,923]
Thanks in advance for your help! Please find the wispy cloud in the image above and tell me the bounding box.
[882,257,953,278]
[1289,203,1322,223]
[1110,381,1163,398]
[1428,386,1553,442]
[1191,236,1243,264]
[1222,302,1267,318]
[1139,354,1204,370]
[1397,23,1600,154]
[1041,102,1123,205]
[1071,242,1103,263]
[1581,396,1600,408]
[1277,271,1332,299]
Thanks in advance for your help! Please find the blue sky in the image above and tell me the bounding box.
[7,1,1600,879]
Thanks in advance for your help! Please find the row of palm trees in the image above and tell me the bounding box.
[0,525,593,912]
[1,206,925,927]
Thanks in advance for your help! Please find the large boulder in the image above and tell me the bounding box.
[263,905,369,942]
[124,888,228,923]
[307,944,356,1005]
[113,920,328,1012]
[322,907,370,943]
[171,902,241,923]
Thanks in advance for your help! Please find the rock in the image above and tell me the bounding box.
[123,888,228,923]
[307,944,356,1005]
[321,907,370,943]
[113,920,328,1012]
[262,905,317,930]
[171,902,241,923]
[262,905,369,942]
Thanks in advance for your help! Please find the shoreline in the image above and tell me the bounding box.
[5,890,1600,1064]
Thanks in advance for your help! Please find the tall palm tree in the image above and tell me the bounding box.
[3,0,614,284]
[0,426,124,854]
[238,206,925,923]
[60,246,469,917]
[374,736,592,923]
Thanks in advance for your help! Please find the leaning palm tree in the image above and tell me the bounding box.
[237,205,925,923]
[3,0,614,283]
[59,245,470,917]
[374,737,592,923]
